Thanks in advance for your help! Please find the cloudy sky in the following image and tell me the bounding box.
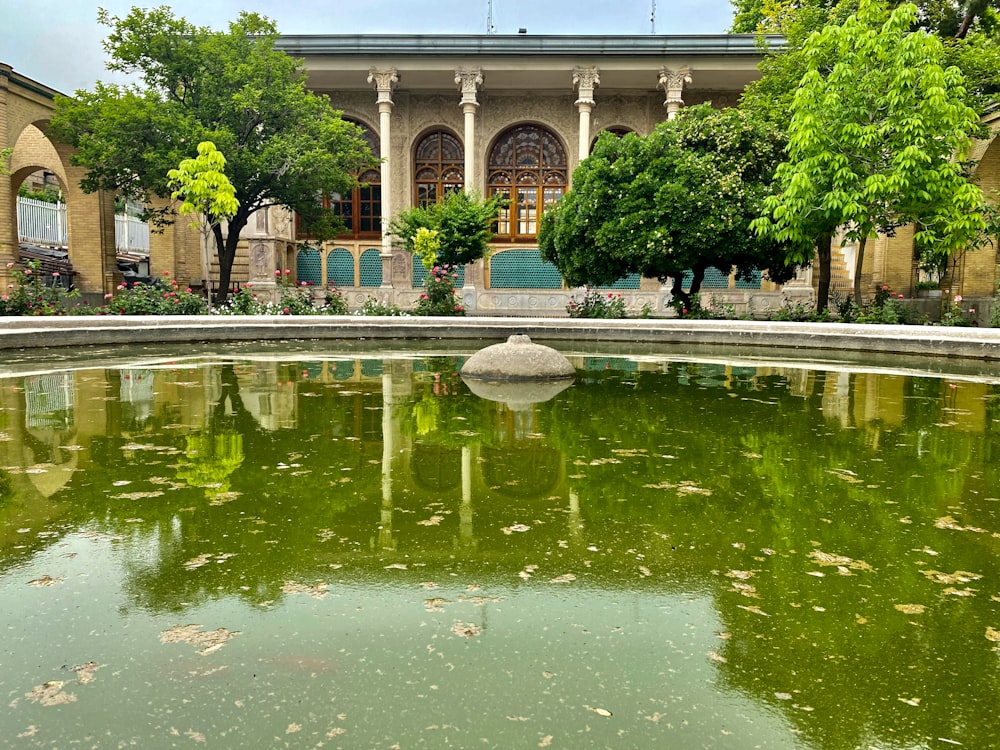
[3,0,737,94]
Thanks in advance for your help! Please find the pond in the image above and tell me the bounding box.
[1,342,999,749]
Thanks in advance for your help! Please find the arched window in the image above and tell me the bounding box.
[590,126,634,152]
[414,130,464,207]
[488,124,567,241]
[328,122,381,238]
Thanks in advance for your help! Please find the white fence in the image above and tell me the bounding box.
[115,213,150,253]
[16,196,149,252]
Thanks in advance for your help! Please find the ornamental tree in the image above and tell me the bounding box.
[752,0,987,302]
[167,141,239,235]
[49,8,375,302]
[390,191,506,268]
[539,104,799,305]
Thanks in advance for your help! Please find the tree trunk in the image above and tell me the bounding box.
[213,215,247,305]
[816,233,833,312]
[670,276,689,309]
[852,235,868,303]
[689,264,707,298]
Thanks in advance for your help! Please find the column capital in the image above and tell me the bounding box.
[573,66,600,106]
[368,68,399,105]
[455,69,484,107]
[658,67,692,116]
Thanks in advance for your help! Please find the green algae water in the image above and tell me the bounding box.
[1,344,999,749]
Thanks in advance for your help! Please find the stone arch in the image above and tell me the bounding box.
[2,67,118,299]
[589,125,635,152]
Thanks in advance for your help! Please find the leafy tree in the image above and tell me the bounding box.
[731,0,1000,37]
[539,104,800,305]
[48,8,375,302]
[740,0,998,308]
[166,141,239,237]
[389,191,505,268]
[752,0,987,302]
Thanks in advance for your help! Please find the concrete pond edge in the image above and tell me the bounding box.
[1,315,1000,362]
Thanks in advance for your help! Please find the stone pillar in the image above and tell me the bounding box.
[0,65,16,277]
[455,70,483,192]
[62,170,117,296]
[573,67,600,162]
[369,68,398,288]
[658,68,691,120]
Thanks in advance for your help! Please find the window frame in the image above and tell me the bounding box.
[487,124,568,242]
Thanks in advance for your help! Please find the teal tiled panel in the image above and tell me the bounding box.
[359,249,382,287]
[596,273,640,290]
[296,248,322,286]
[489,249,563,289]
[327,248,355,287]
[680,267,730,290]
[735,269,763,289]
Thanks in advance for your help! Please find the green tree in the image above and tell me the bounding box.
[752,0,987,302]
[539,105,800,305]
[48,8,375,302]
[731,0,1000,37]
[389,191,505,268]
[167,141,239,236]
[739,0,999,309]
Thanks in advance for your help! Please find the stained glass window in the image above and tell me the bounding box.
[414,131,464,207]
[488,125,567,240]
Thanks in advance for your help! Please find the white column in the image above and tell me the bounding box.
[573,67,600,162]
[455,70,483,193]
[368,68,399,272]
[658,67,692,120]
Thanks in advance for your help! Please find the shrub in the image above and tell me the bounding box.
[359,297,405,316]
[938,293,975,327]
[322,283,349,315]
[855,285,917,325]
[672,293,739,320]
[566,289,626,319]
[104,271,207,315]
[414,264,465,316]
[213,284,278,315]
[0,260,80,316]
[831,292,857,322]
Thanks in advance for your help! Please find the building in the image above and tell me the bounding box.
[272,33,805,315]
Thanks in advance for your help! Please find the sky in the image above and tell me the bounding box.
[2,0,737,94]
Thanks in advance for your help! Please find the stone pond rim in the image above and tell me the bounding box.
[460,333,576,381]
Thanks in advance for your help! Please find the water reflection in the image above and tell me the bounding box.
[0,351,998,749]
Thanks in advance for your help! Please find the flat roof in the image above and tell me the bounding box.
[276,34,780,93]
[275,33,782,58]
